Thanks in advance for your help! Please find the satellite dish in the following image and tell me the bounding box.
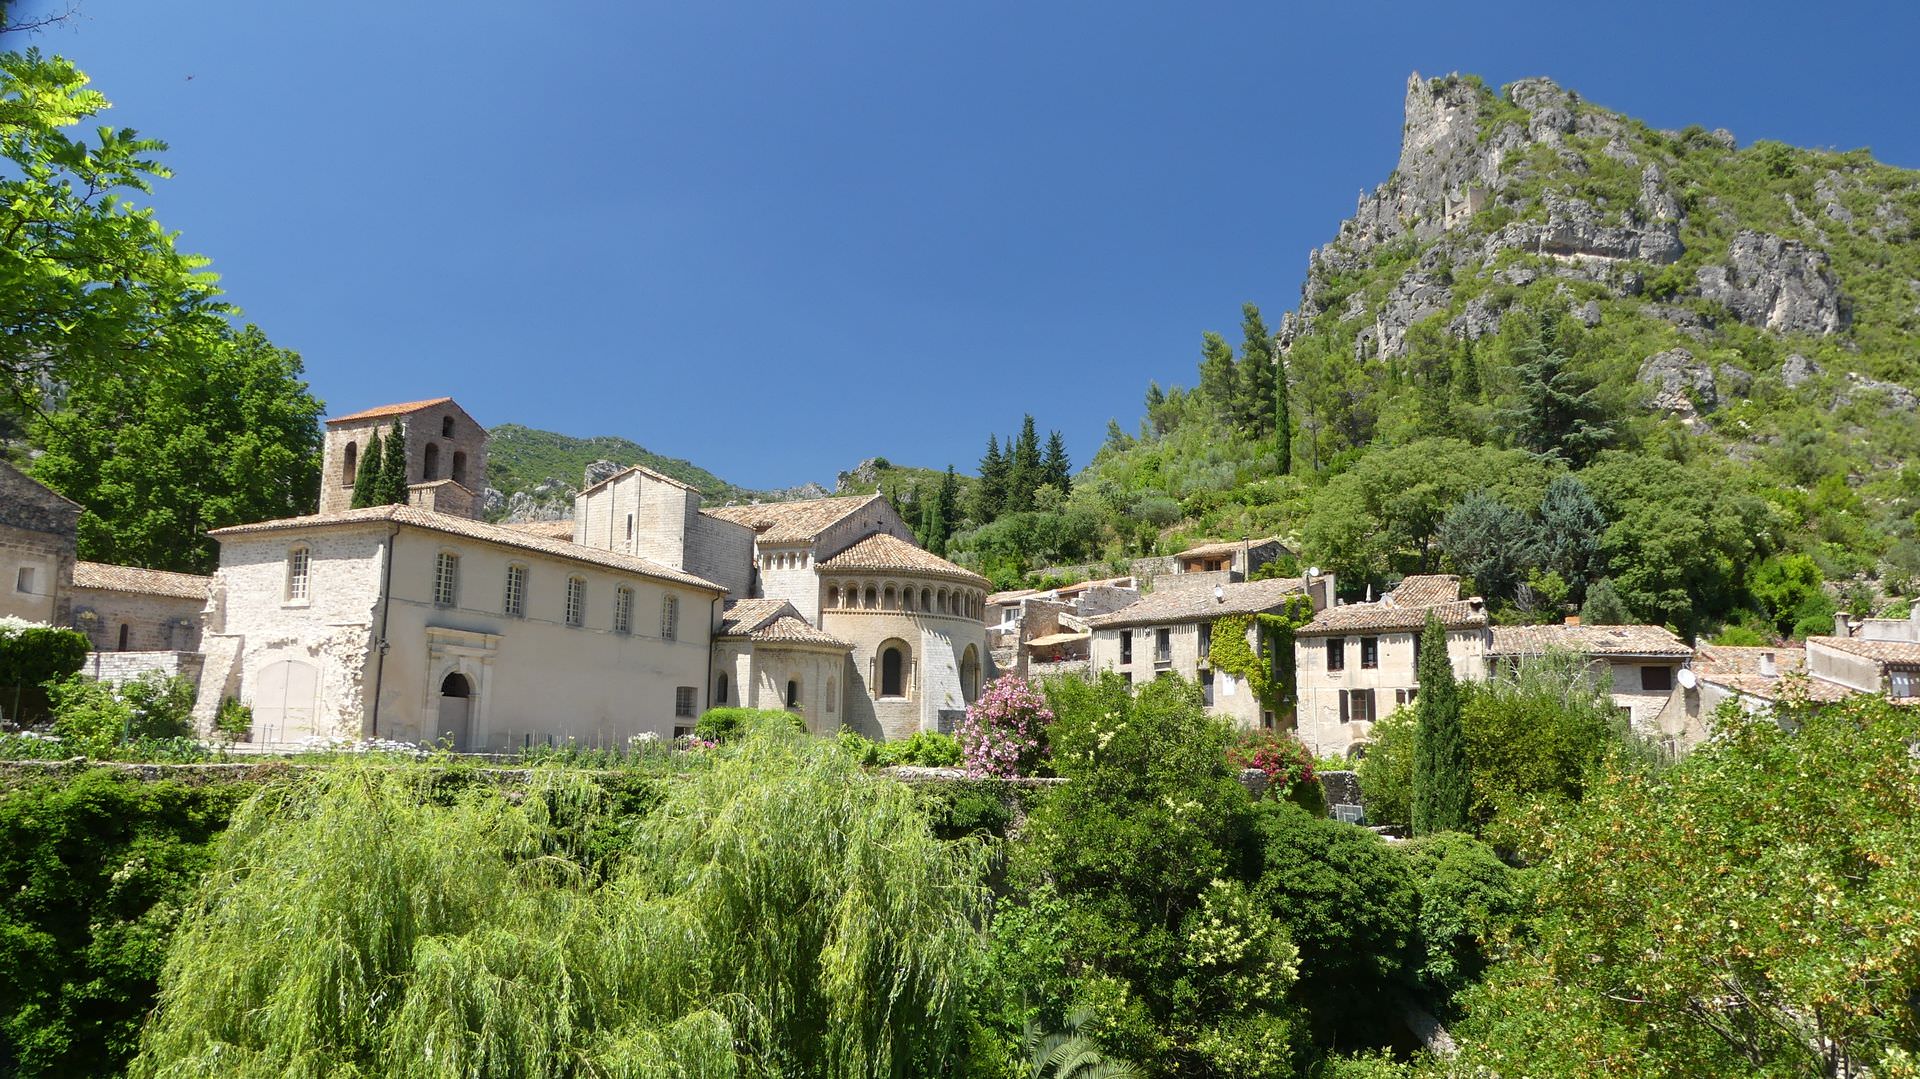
[1308,566,1321,578]
[1677,668,1697,689]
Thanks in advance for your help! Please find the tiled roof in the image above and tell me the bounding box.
[71,561,213,600]
[1807,635,1920,666]
[1690,644,1854,703]
[208,506,725,593]
[988,588,1041,605]
[715,599,850,649]
[501,520,576,540]
[1297,598,1487,637]
[701,494,883,544]
[325,397,455,424]
[1087,577,1309,630]
[1026,631,1089,648]
[1489,623,1691,658]
[579,463,701,496]
[815,533,991,588]
[1388,574,1464,608]
[1177,537,1286,560]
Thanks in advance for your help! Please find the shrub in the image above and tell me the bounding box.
[0,620,90,724]
[47,673,196,754]
[693,706,803,743]
[879,730,963,767]
[957,674,1052,778]
[1228,728,1324,814]
[1355,707,1415,829]
[1402,832,1519,1001]
[213,697,252,740]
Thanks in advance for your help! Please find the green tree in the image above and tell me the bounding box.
[29,324,323,573]
[1041,430,1072,494]
[1411,612,1468,836]
[1437,491,1534,604]
[1534,475,1607,599]
[1748,553,1827,637]
[0,51,226,415]
[974,434,1008,523]
[1197,330,1241,426]
[1237,303,1276,439]
[1006,415,1042,515]
[375,418,409,505]
[919,465,961,557]
[1274,348,1293,474]
[349,428,385,509]
[1578,577,1631,625]
[1494,307,1614,467]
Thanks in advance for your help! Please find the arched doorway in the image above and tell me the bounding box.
[438,671,473,751]
[960,645,981,703]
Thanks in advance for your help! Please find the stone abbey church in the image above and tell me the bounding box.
[195,397,991,749]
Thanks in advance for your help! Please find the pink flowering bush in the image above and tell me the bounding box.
[957,674,1052,778]
[1227,729,1321,811]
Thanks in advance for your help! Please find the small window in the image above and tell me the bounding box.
[625,514,634,543]
[1327,638,1346,672]
[1198,621,1213,655]
[866,586,878,609]
[661,595,679,640]
[1360,636,1379,669]
[673,725,694,739]
[1154,628,1171,662]
[434,552,459,607]
[1890,669,1918,700]
[715,672,729,704]
[286,546,311,602]
[423,442,440,481]
[828,586,840,608]
[15,566,35,595]
[341,441,357,487]
[451,451,467,486]
[880,644,908,698]
[504,564,527,617]
[786,679,800,708]
[117,623,129,651]
[613,585,633,634]
[1120,630,1132,665]
[1395,688,1419,707]
[1339,688,1377,723]
[441,415,455,438]
[565,577,586,627]
[1640,665,1673,692]
[674,686,696,718]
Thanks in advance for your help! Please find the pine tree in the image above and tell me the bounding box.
[922,466,960,557]
[1197,331,1240,426]
[1275,350,1292,475]
[376,420,409,505]
[1495,308,1615,467]
[1411,611,1470,836]
[350,430,385,509]
[1041,430,1071,494]
[1536,475,1608,598]
[1005,416,1042,515]
[1452,336,1482,403]
[1237,303,1275,438]
[973,435,1007,523]
[1580,577,1631,625]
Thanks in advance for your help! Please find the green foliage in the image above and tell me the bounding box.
[1410,614,1468,836]
[48,673,196,755]
[692,705,803,743]
[1207,596,1315,719]
[1748,552,1834,638]
[1492,306,1616,467]
[881,730,964,768]
[1354,707,1414,829]
[349,427,383,508]
[133,733,989,1077]
[1450,695,1920,1075]
[1401,832,1519,1001]
[0,770,247,1079]
[483,422,758,510]
[1577,576,1630,625]
[212,696,251,740]
[374,416,409,505]
[1437,491,1534,604]
[1460,651,1630,830]
[0,622,88,723]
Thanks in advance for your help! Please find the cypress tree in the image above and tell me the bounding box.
[1411,611,1470,835]
[1041,430,1071,494]
[1197,331,1240,426]
[974,435,1007,523]
[1006,416,1041,514]
[350,430,385,509]
[376,421,409,505]
[1275,350,1292,474]
[1237,303,1275,439]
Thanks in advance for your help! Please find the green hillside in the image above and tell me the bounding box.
[484,423,763,509]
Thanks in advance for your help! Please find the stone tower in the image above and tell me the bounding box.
[318,397,489,518]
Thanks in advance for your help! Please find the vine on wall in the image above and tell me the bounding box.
[1206,595,1316,718]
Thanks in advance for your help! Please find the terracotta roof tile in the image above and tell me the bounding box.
[816,533,991,588]
[747,615,852,649]
[325,397,455,424]
[70,561,213,600]
[1177,537,1287,560]
[715,599,850,649]
[1489,623,1691,658]
[1690,644,1855,703]
[501,520,576,540]
[717,598,793,636]
[701,494,883,544]
[1807,635,1920,666]
[1297,598,1487,636]
[1387,574,1464,608]
[1087,577,1309,629]
[208,506,725,593]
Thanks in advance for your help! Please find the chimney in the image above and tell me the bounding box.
[1834,612,1853,638]
[1759,651,1777,678]
[1468,596,1485,612]
[1564,614,1581,627]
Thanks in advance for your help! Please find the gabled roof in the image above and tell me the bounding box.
[1296,575,1483,637]
[715,599,850,649]
[1087,577,1309,630]
[579,463,701,497]
[1690,643,1854,703]
[815,532,991,588]
[1489,623,1690,659]
[700,494,883,544]
[325,397,456,425]
[71,561,213,600]
[1176,537,1288,560]
[1807,635,1920,666]
[501,520,576,540]
[208,505,725,593]
[1387,574,1464,608]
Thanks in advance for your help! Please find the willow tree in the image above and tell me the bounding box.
[133,732,987,1078]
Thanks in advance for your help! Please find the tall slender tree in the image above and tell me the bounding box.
[1040,430,1072,494]
[1275,349,1293,475]
[1197,331,1240,425]
[376,421,409,505]
[350,429,385,509]
[1496,308,1614,466]
[973,435,1008,523]
[925,466,961,556]
[1237,303,1275,438]
[1411,611,1470,835]
[1005,415,1042,515]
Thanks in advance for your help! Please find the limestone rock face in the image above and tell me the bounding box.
[1639,348,1718,416]
[1781,353,1822,388]
[502,484,574,524]
[581,458,622,488]
[1838,373,1918,413]
[1373,271,1453,357]
[1695,230,1850,335]
[836,458,888,493]
[1484,193,1684,265]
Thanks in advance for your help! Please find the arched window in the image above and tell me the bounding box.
[883,585,897,610]
[116,623,129,651]
[441,415,455,438]
[937,590,948,613]
[826,677,837,712]
[864,586,877,609]
[879,641,909,698]
[827,586,840,608]
[451,451,467,486]
[716,672,729,705]
[422,442,440,481]
[921,588,931,611]
[961,645,981,703]
[786,678,801,708]
[341,441,357,487]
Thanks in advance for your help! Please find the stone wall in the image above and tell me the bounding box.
[684,512,754,599]
[70,587,206,652]
[0,463,78,625]
[80,650,205,688]
[1036,554,1179,584]
[320,401,488,517]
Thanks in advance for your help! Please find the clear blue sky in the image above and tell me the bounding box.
[33,1,1920,490]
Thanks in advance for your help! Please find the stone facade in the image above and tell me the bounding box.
[319,398,488,517]
[79,650,205,688]
[0,462,79,625]
[71,586,205,653]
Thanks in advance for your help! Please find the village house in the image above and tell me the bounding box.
[1486,620,1691,733]
[1294,575,1490,758]
[1172,537,1290,577]
[1654,642,1853,751]
[0,461,79,627]
[987,575,1138,679]
[1087,573,1334,730]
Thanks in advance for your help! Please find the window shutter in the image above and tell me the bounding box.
[1338,689,1350,721]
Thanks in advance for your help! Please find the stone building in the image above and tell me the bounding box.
[1486,621,1691,733]
[1087,574,1332,731]
[1171,537,1290,577]
[711,598,853,733]
[69,562,212,653]
[198,503,728,748]
[0,461,79,625]
[318,398,488,518]
[1294,575,1491,758]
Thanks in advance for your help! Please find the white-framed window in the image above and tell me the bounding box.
[661,595,679,640]
[285,546,311,602]
[674,686,696,717]
[613,585,633,634]
[565,576,586,627]
[504,564,527,617]
[434,552,459,607]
